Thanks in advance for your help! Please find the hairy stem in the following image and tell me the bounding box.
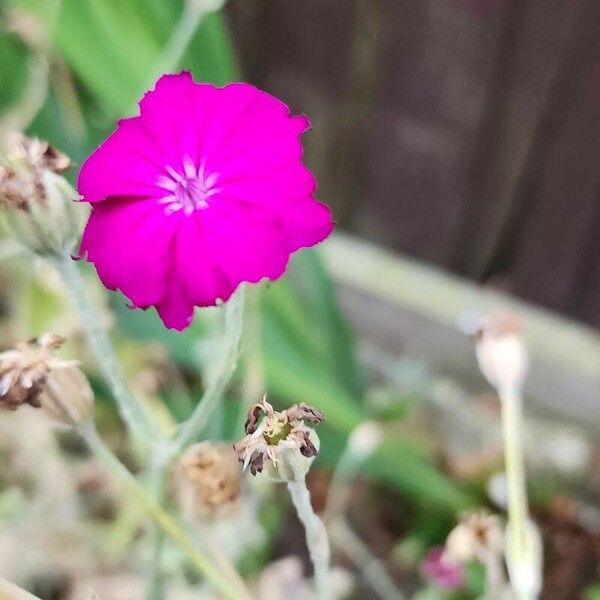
[171,286,245,456]
[77,422,240,600]
[500,386,536,600]
[54,255,158,445]
[287,477,331,600]
[324,423,401,600]
[330,520,404,600]
[143,450,171,600]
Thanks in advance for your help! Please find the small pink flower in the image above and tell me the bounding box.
[78,72,333,330]
[421,546,464,590]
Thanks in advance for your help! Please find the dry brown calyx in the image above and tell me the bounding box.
[0,333,94,425]
[175,442,242,520]
[0,333,66,410]
[0,133,71,211]
[233,396,325,478]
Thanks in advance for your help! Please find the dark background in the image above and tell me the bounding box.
[229,0,600,327]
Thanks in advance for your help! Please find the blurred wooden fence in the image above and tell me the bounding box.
[229,0,600,327]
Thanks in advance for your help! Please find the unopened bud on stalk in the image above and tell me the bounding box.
[175,442,242,520]
[469,311,528,392]
[0,333,94,426]
[0,133,84,256]
[233,396,325,482]
[348,421,382,459]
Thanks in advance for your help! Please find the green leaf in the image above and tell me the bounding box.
[184,11,240,83]
[287,249,364,397]
[0,30,28,111]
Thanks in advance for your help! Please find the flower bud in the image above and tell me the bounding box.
[233,396,325,482]
[0,333,94,426]
[348,421,382,459]
[420,546,464,590]
[174,442,242,520]
[0,133,85,256]
[471,311,528,392]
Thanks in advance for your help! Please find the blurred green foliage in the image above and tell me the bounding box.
[0,0,472,512]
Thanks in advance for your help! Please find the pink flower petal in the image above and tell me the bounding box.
[156,201,290,330]
[78,118,166,203]
[80,198,180,308]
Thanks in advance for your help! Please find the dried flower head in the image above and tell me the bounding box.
[175,442,242,520]
[233,397,325,482]
[445,510,504,565]
[0,333,66,410]
[0,133,82,255]
[470,311,528,392]
[0,333,94,425]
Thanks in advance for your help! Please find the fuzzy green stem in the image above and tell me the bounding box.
[171,286,245,456]
[287,476,331,600]
[54,255,158,445]
[330,521,404,600]
[77,422,239,600]
[143,451,171,600]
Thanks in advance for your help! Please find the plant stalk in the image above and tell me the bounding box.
[287,476,331,600]
[54,255,159,445]
[77,422,240,600]
[171,285,245,456]
[500,386,537,600]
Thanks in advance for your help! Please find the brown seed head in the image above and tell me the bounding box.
[234,396,324,480]
[0,134,70,211]
[175,442,242,520]
[0,333,66,411]
[0,333,94,425]
[0,133,81,256]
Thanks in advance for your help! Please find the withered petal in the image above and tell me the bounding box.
[244,402,267,434]
[249,452,265,475]
[286,402,325,425]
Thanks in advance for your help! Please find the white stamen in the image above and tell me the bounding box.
[204,172,219,189]
[166,165,185,183]
[156,175,178,191]
[183,155,197,179]
[164,202,183,215]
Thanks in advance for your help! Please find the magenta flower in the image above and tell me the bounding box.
[78,73,333,330]
[421,547,464,590]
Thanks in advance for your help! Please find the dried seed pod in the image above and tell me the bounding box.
[0,333,94,425]
[234,396,324,482]
[39,364,95,426]
[175,442,242,520]
[0,333,65,411]
[0,133,85,256]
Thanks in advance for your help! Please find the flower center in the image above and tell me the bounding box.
[156,158,220,216]
[263,416,292,446]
